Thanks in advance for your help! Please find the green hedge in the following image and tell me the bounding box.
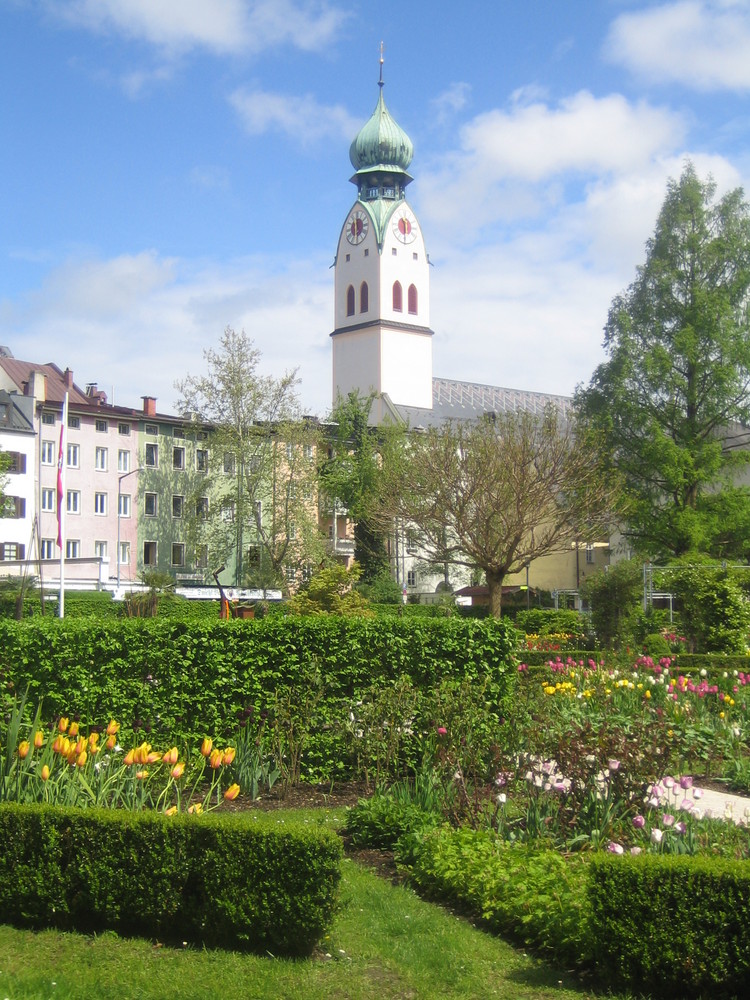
[0,617,519,775]
[0,802,341,955]
[589,854,750,998]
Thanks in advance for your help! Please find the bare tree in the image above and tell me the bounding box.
[381,409,620,617]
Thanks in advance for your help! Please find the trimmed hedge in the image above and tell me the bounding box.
[0,802,341,955]
[589,853,750,998]
[0,617,519,775]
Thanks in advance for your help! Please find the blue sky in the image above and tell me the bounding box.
[2,0,750,417]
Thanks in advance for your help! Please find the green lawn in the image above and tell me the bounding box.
[0,855,621,1000]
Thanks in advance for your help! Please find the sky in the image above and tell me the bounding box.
[2,0,750,418]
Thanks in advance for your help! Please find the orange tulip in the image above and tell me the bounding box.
[106,720,120,736]
[209,748,223,769]
[224,783,240,801]
[68,722,79,738]
[136,770,149,780]
[171,762,185,780]
[58,717,69,733]
[75,737,88,755]
[89,732,100,747]
[162,747,179,766]
[123,749,135,766]
[41,764,50,781]
[187,803,203,815]
[18,741,30,759]
[76,750,87,768]
[164,805,178,816]
[146,752,161,765]
[34,731,44,749]
[52,735,64,754]
[200,737,213,757]
[222,748,236,766]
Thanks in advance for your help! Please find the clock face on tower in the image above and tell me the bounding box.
[392,208,418,244]
[346,209,369,245]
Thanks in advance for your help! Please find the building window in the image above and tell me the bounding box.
[301,564,313,583]
[173,427,185,438]
[118,494,131,518]
[363,248,369,257]
[5,451,26,474]
[0,542,25,561]
[221,500,236,523]
[246,544,260,568]
[95,540,108,559]
[586,544,595,565]
[118,450,130,473]
[289,521,296,540]
[345,253,350,262]
[196,496,209,520]
[407,569,417,587]
[304,443,314,461]
[41,538,55,560]
[172,495,184,519]
[196,545,208,569]
[285,442,294,460]
[223,452,235,475]
[119,541,130,566]
[95,446,108,471]
[391,247,397,256]
[406,530,418,554]
[145,423,158,436]
[68,415,80,430]
[118,422,131,436]
[95,419,108,433]
[1,496,26,519]
[196,449,208,473]
[144,493,157,517]
[67,443,79,468]
[94,492,107,515]
[145,442,158,467]
[41,440,54,464]
[173,447,185,470]
[66,539,80,559]
[42,411,55,426]
[143,541,157,566]
[41,488,55,512]
[171,543,185,567]
[67,490,80,514]
[408,283,418,315]
[393,280,403,312]
[413,252,418,260]
[360,281,369,313]
[346,284,355,316]
[285,565,296,583]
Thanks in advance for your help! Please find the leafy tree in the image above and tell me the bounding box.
[656,559,750,653]
[175,327,326,592]
[320,392,404,582]
[579,557,644,649]
[286,562,372,616]
[575,162,750,559]
[380,408,619,618]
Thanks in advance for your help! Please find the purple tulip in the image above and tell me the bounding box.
[679,775,693,790]
[632,814,646,829]
[662,813,675,827]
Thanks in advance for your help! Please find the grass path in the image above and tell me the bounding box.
[0,856,621,1000]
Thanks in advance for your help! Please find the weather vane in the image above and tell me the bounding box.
[379,41,384,87]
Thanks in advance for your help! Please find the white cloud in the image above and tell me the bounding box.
[45,0,347,56]
[229,88,359,144]
[430,82,471,125]
[605,0,750,91]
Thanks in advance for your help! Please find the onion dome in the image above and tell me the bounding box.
[349,84,413,175]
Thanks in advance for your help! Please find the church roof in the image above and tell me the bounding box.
[349,85,414,177]
[383,377,574,427]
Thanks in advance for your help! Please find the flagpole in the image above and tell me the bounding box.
[57,392,68,618]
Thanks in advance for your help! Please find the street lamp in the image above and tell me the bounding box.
[117,467,143,592]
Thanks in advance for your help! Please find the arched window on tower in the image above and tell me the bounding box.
[392,281,403,312]
[346,285,355,316]
[408,284,418,315]
[360,281,369,313]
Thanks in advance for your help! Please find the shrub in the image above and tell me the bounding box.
[0,803,341,955]
[590,853,750,997]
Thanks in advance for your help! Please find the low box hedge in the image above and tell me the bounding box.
[589,853,750,998]
[0,803,342,956]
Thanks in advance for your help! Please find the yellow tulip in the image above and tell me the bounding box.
[209,749,223,769]
[224,783,240,801]
[222,748,236,766]
[200,737,213,757]
[162,747,179,766]
[165,806,178,816]
[18,740,30,759]
[136,770,149,780]
[171,762,186,780]
[106,720,120,737]
[41,765,50,781]
[58,717,69,733]
[34,731,44,749]
[187,803,203,815]
[68,722,79,738]
[123,749,135,766]
[88,732,99,746]
[75,737,88,755]
[76,750,87,768]
[106,735,117,751]
[52,735,64,754]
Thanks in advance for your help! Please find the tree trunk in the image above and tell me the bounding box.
[486,569,505,618]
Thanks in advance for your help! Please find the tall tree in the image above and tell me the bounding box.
[319,392,404,582]
[175,327,325,591]
[380,408,618,617]
[575,162,750,559]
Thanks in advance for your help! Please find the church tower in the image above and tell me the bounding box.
[331,60,433,412]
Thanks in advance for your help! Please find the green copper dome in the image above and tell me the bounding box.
[349,85,414,175]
